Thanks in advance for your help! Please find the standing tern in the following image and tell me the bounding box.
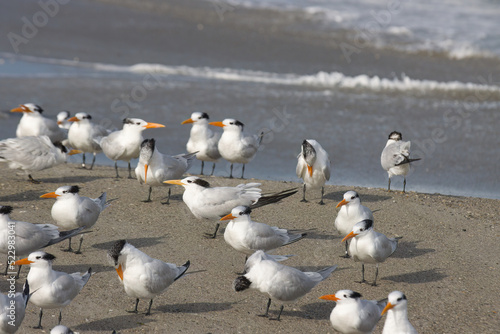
[165,176,297,238]
[381,291,417,334]
[335,191,374,258]
[99,118,165,178]
[135,138,197,203]
[41,186,109,253]
[381,131,421,192]
[0,136,81,183]
[342,219,400,286]
[0,205,84,278]
[14,251,91,329]
[233,250,337,321]
[107,240,190,315]
[319,289,384,334]
[182,112,221,175]
[210,118,264,178]
[296,139,331,204]
[11,104,66,144]
[68,112,111,169]
[56,111,72,130]
[0,281,29,334]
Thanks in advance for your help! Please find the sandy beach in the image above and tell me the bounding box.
[0,162,498,333]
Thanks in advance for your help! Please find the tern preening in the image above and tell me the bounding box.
[107,240,190,315]
[210,118,263,179]
[41,186,109,253]
[56,111,72,130]
[233,250,337,321]
[182,112,221,175]
[14,252,91,329]
[296,139,331,205]
[165,176,297,238]
[0,205,84,278]
[381,131,421,192]
[319,289,384,334]
[335,191,374,258]
[11,103,66,144]
[0,136,81,183]
[68,112,111,169]
[381,291,417,334]
[99,118,165,178]
[0,281,29,334]
[135,138,196,203]
[342,219,400,286]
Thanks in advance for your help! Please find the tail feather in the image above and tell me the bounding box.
[283,233,307,247]
[44,226,86,248]
[251,188,298,209]
[174,260,190,281]
[317,265,338,280]
[22,280,30,307]
[395,156,421,166]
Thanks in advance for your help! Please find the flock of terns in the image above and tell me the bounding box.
[0,103,422,333]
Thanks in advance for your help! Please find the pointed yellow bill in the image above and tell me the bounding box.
[181,118,194,125]
[319,294,340,301]
[13,258,34,266]
[220,213,236,221]
[341,231,357,243]
[336,199,348,208]
[144,122,165,129]
[115,264,124,280]
[381,302,395,315]
[163,180,185,186]
[40,191,59,198]
[209,121,225,127]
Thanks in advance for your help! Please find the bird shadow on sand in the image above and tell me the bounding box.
[263,301,332,320]
[0,190,45,202]
[50,263,114,274]
[391,240,435,259]
[294,265,349,274]
[92,236,168,251]
[323,191,391,203]
[73,314,155,331]
[156,301,234,314]
[384,268,447,283]
[33,175,107,184]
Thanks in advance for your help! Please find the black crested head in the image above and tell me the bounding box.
[401,294,407,300]
[53,142,68,153]
[233,276,252,292]
[192,178,210,188]
[68,186,80,194]
[84,114,92,120]
[34,105,44,113]
[240,206,252,216]
[302,140,316,164]
[388,131,402,141]
[0,206,13,215]
[360,219,373,230]
[200,112,209,120]
[234,120,244,129]
[42,253,56,261]
[141,138,155,151]
[108,240,127,265]
[123,118,134,125]
[349,291,362,299]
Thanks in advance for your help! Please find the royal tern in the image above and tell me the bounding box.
[14,252,91,329]
[335,191,374,258]
[99,118,165,178]
[41,186,109,253]
[319,289,384,334]
[56,111,72,130]
[210,118,264,178]
[165,176,297,238]
[11,104,66,144]
[233,250,337,321]
[68,112,111,169]
[50,325,74,334]
[381,131,421,192]
[296,139,331,204]
[0,281,29,334]
[381,291,417,334]
[182,112,221,175]
[221,206,306,263]
[135,138,196,203]
[0,205,84,278]
[342,219,400,286]
[0,136,81,183]
[107,240,190,315]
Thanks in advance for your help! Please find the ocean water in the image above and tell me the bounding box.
[1,0,499,199]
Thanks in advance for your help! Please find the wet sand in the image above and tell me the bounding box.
[0,162,499,333]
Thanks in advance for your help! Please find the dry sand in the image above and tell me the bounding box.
[0,162,499,333]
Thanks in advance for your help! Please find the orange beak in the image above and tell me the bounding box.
[336,199,348,208]
[163,180,185,186]
[220,213,236,221]
[68,149,83,156]
[57,121,63,125]
[40,191,59,198]
[181,118,194,125]
[143,122,165,129]
[144,164,148,183]
[115,264,124,281]
[381,302,394,316]
[68,116,79,122]
[307,164,313,177]
[14,258,34,266]
[342,231,357,243]
[319,294,340,301]
[10,105,29,113]
[209,121,225,127]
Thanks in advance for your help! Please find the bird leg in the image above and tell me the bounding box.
[33,308,43,329]
[114,162,120,178]
[258,298,272,318]
[63,238,74,252]
[300,184,308,202]
[127,298,140,313]
[371,264,379,286]
[145,299,154,316]
[81,153,86,169]
[200,161,204,175]
[229,163,234,178]
[161,188,171,205]
[318,186,325,205]
[356,263,368,284]
[127,162,134,179]
[340,240,351,258]
[58,309,62,324]
[403,177,406,193]
[74,235,84,254]
[204,223,220,239]
[387,178,391,192]
[28,174,41,184]
[142,187,153,203]
[90,153,97,170]
[2,258,8,275]
[270,305,284,321]
[241,164,245,179]
[15,264,22,279]
[235,256,248,275]
[210,163,216,176]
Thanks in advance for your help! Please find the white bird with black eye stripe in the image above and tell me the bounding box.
[381,291,417,334]
[335,191,374,258]
[68,112,111,169]
[296,139,331,204]
[40,186,109,253]
[14,252,91,329]
[319,289,385,334]
[0,280,29,334]
[182,112,221,175]
[342,219,400,286]
[11,103,66,144]
[107,240,190,316]
[165,176,297,238]
[381,131,421,192]
[233,250,337,321]
[98,118,165,178]
[210,118,263,179]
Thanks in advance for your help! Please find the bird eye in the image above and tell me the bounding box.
[136,122,140,125]
[351,196,355,199]
[397,297,402,301]
[63,191,67,193]
[360,228,364,231]
[239,212,243,215]
[230,122,233,125]
[187,180,192,183]
[343,294,347,298]
[36,256,41,259]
